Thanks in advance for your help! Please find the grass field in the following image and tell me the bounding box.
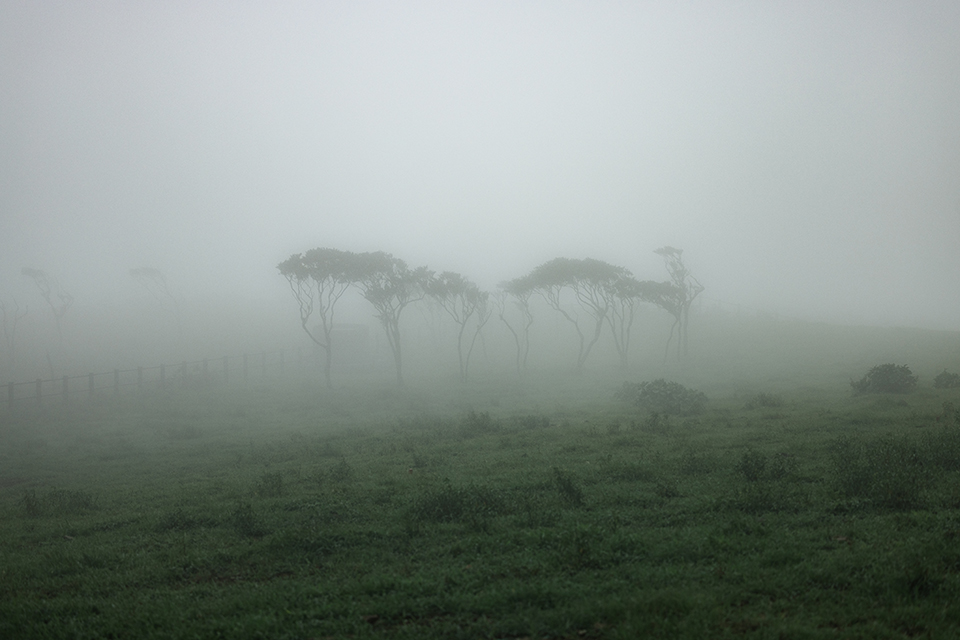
[2,316,960,639]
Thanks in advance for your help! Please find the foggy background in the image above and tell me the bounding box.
[2,1,959,380]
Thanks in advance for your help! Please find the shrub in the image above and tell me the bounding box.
[615,379,707,416]
[851,364,918,395]
[552,467,584,507]
[933,370,960,389]
[743,393,784,410]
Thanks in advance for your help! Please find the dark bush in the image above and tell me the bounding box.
[615,379,707,416]
[933,370,960,389]
[851,364,918,395]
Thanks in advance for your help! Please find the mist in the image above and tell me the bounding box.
[2,1,959,382]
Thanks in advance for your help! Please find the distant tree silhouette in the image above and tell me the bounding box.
[130,267,182,337]
[0,298,28,379]
[653,247,704,360]
[278,248,354,388]
[425,271,490,382]
[525,257,629,372]
[496,275,535,375]
[21,267,72,347]
[349,252,431,386]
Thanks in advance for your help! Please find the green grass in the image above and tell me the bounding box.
[3,323,960,638]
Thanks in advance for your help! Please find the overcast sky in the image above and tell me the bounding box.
[2,0,959,330]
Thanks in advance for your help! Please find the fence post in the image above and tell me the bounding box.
[62,376,68,404]
[160,364,165,389]
[35,378,41,408]
[243,354,249,383]
[261,352,267,377]
[137,367,143,389]
[114,369,120,394]
[223,356,229,383]
[88,373,94,397]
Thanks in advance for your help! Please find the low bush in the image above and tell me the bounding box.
[744,393,784,410]
[615,379,707,416]
[851,364,917,395]
[933,370,960,389]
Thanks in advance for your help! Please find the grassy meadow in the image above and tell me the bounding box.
[2,315,960,639]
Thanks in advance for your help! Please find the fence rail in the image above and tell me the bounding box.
[0,349,308,409]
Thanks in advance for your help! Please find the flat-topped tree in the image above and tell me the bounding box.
[606,275,669,370]
[653,246,704,359]
[527,257,630,372]
[496,275,535,376]
[425,271,490,382]
[350,252,431,386]
[277,248,353,388]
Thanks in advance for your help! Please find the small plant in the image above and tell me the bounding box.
[231,501,266,537]
[407,482,506,531]
[256,471,284,497]
[329,457,352,482]
[459,410,500,438]
[615,379,707,416]
[934,370,960,389]
[552,467,584,507]
[851,364,918,395]
[832,435,929,509]
[736,448,767,482]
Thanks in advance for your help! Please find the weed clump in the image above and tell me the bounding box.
[933,370,960,389]
[736,448,767,482]
[743,393,783,410]
[18,488,98,518]
[851,364,918,395]
[615,379,707,416]
[551,467,584,507]
[832,435,929,509]
[459,410,501,438]
[407,482,506,531]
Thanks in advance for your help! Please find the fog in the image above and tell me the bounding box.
[2,1,959,381]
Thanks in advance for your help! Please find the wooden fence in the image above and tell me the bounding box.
[0,348,316,410]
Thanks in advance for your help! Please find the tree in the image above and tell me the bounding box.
[349,252,431,386]
[653,246,704,360]
[606,276,669,370]
[0,298,28,380]
[21,267,72,347]
[130,267,182,336]
[495,276,535,375]
[526,257,629,372]
[425,271,490,382]
[277,248,353,388]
